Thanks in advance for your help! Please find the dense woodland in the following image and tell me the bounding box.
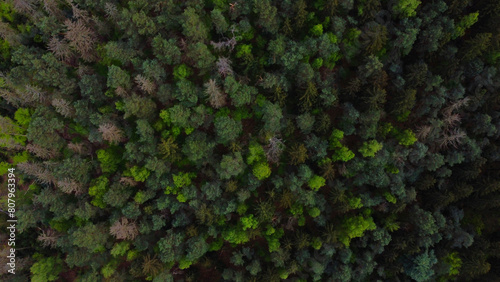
[0,0,500,281]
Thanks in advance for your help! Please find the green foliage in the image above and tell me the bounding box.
[329,129,344,148]
[129,166,151,182]
[396,129,417,146]
[30,255,64,282]
[338,215,376,247]
[443,252,462,277]
[14,108,31,126]
[0,2,15,22]
[332,146,355,162]
[308,207,321,217]
[290,203,303,216]
[223,227,250,245]
[358,140,383,157]
[405,250,438,282]
[214,116,242,144]
[107,65,131,89]
[173,172,194,188]
[308,175,326,191]
[348,197,363,209]
[384,192,397,204]
[173,64,192,80]
[240,214,259,230]
[252,162,271,180]
[453,12,479,39]
[111,242,130,257]
[310,24,324,37]
[236,44,252,58]
[97,147,121,173]
[88,176,109,208]
[218,152,246,179]
[392,0,421,17]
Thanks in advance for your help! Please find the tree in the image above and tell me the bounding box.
[110,217,139,240]
[182,131,214,164]
[64,19,96,61]
[71,223,109,253]
[288,143,308,165]
[182,7,209,42]
[204,79,226,108]
[265,136,285,163]
[187,42,215,73]
[308,175,326,191]
[30,255,64,282]
[392,0,421,18]
[214,116,242,144]
[461,33,492,61]
[158,136,181,162]
[261,101,283,134]
[218,152,246,179]
[152,36,181,65]
[358,140,383,157]
[107,65,131,89]
[253,162,271,180]
[338,215,376,247]
[361,23,388,54]
[253,0,279,34]
[216,57,234,78]
[98,123,124,144]
[300,82,318,110]
[211,9,229,34]
[404,250,438,282]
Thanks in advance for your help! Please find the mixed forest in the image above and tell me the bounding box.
[1,0,500,281]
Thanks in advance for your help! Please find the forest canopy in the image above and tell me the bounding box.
[1,0,500,281]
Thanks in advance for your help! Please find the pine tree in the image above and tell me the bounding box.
[98,123,125,144]
[288,143,308,165]
[300,81,318,110]
[158,136,181,162]
[204,79,226,108]
[110,217,139,240]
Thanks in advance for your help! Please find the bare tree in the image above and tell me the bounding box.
[57,178,84,195]
[216,57,234,78]
[67,142,91,155]
[442,113,461,128]
[115,86,128,97]
[119,176,138,187]
[24,84,47,104]
[415,125,433,141]
[64,19,96,61]
[48,37,73,62]
[51,98,75,118]
[67,0,90,22]
[439,128,467,149]
[26,144,58,159]
[204,79,226,108]
[442,97,471,117]
[104,3,119,19]
[210,37,237,52]
[0,22,20,45]
[110,217,139,240]
[98,123,124,144]
[17,162,55,185]
[135,75,156,95]
[37,228,60,248]
[265,136,285,163]
[42,0,64,20]
[12,0,36,16]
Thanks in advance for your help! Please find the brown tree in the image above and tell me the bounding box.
[110,217,139,240]
[204,79,226,108]
[98,123,125,144]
